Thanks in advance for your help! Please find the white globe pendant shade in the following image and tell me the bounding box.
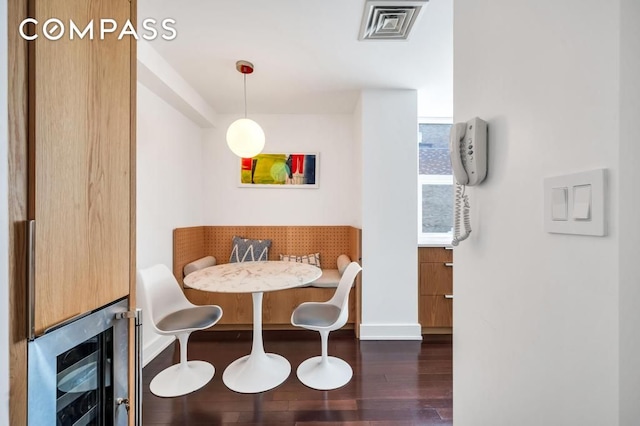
[226,118,265,158]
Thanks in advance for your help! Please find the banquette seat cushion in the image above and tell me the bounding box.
[183,256,216,277]
[310,269,342,288]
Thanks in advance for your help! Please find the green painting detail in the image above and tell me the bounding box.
[251,154,288,184]
[240,153,317,187]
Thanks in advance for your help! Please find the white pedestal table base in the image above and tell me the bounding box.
[222,352,291,393]
[222,292,291,393]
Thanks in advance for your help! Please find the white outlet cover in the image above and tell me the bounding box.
[544,169,606,236]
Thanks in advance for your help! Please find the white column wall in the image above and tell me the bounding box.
[359,90,420,340]
[353,99,363,229]
[136,83,205,364]
[202,114,359,227]
[619,0,640,423]
[1,0,10,422]
[453,1,621,425]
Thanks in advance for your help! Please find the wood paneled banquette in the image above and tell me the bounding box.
[174,226,362,335]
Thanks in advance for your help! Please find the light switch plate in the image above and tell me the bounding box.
[544,169,606,236]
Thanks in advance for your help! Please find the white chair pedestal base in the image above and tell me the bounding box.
[149,360,214,397]
[296,356,353,390]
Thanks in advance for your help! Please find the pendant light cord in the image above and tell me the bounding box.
[243,73,247,118]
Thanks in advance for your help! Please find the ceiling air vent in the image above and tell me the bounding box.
[358,0,428,41]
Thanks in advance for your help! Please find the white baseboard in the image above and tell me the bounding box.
[142,335,175,367]
[358,323,423,340]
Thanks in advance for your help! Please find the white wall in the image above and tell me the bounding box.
[454,1,623,425]
[202,114,359,226]
[618,0,640,422]
[353,100,363,229]
[136,82,205,364]
[1,0,10,422]
[358,90,421,340]
[417,0,453,119]
[137,41,217,128]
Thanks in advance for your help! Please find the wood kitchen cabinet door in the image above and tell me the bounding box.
[29,0,133,335]
[419,262,453,295]
[418,248,453,332]
[420,296,453,328]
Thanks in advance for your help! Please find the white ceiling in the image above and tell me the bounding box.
[139,0,452,116]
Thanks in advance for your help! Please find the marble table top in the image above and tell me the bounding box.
[183,261,322,293]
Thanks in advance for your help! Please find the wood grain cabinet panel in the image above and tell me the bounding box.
[418,247,453,263]
[29,0,133,334]
[418,248,453,332]
[420,295,453,328]
[419,262,453,295]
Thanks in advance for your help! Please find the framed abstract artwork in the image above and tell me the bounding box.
[239,153,319,188]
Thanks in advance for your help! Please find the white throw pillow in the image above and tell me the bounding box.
[279,253,321,268]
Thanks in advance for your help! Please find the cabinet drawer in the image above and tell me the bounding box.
[419,262,453,295]
[420,295,453,328]
[418,247,453,263]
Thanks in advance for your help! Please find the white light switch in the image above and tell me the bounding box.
[573,184,592,220]
[551,187,568,221]
[544,168,606,236]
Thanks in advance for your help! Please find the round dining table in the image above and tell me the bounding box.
[183,260,322,393]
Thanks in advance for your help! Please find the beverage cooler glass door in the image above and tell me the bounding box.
[28,298,131,425]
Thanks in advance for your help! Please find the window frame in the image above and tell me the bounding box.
[418,117,454,245]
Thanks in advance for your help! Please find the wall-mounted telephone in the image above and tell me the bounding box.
[449,117,488,246]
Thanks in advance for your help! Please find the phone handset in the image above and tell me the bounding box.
[450,118,488,246]
[449,122,469,185]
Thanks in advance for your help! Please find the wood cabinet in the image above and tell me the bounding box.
[418,247,453,333]
[9,0,136,423]
[29,0,135,335]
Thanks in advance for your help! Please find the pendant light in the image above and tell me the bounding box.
[226,60,265,158]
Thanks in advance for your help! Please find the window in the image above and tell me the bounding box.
[418,119,453,245]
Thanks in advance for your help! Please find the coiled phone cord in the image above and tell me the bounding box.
[452,183,471,246]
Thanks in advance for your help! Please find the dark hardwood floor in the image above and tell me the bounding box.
[142,331,453,425]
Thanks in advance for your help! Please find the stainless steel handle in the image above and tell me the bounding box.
[445,247,453,250]
[444,262,453,267]
[134,308,142,426]
[114,309,142,425]
[27,220,36,340]
[444,294,454,299]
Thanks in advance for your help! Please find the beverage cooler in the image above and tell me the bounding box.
[27,298,141,425]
